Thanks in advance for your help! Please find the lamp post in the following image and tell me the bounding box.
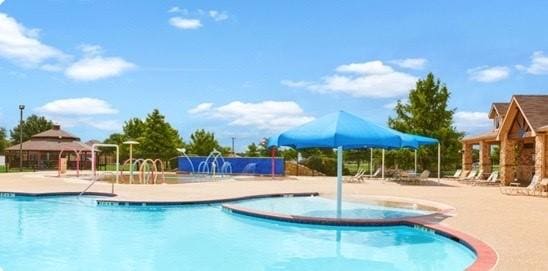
[18,105,25,172]
[123,140,139,184]
[231,137,235,157]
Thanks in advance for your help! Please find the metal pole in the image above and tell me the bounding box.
[336,146,343,218]
[438,143,441,183]
[129,144,133,184]
[382,149,385,179]
[414,149,418,174]
[370,148,373,177]
[18,105,24,171]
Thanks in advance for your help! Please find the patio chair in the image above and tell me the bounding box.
[459,169,477,183]
[446,169,462,179]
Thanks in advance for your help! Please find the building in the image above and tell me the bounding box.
[4,125,93,170]
[461,95,548,185]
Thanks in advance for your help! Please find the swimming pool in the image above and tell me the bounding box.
[0,196,476,270]
[230,196,432,219]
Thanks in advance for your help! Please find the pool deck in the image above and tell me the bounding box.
[1,172,546,270]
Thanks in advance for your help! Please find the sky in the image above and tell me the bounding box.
[0,0,547,151]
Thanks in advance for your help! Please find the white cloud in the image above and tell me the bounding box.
[168,6,183,13]
[0,13,69,68]
[169,17,202,29]
[188,102,213,114]
[467,66,510,82]
[283,60,417,98]
[37,97,118,116]
[65,55,135,81]
[383,99,408,109]
[390,58,427,70]
[208,10,229,22]
[0,0,5,6]
[516,51,548,75]
[335,61,394,74]
[454,111,491,133]
[188,101,314,132]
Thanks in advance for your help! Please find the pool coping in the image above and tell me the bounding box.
[222,204,497,271]
[94,192,320,206]
[0,191,116,198]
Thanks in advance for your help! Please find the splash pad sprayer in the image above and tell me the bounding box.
[197,149,232,178]
[177,148,195,176]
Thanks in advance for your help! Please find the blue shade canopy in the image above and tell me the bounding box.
[272,111,402,149]
[393,131,439,149]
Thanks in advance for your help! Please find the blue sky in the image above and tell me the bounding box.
[0,0,547,151]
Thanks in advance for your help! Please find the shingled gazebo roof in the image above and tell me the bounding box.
[5,125,91,152]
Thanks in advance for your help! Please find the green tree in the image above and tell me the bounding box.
[10,115,53,144]
[0,128,8,153]
[388,73,463,171]
[188,129,221,156]
[140,109,184,161]
[245,143,260,157]
[123,118,145,141]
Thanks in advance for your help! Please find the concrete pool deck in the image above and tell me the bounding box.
[0,172,546,270]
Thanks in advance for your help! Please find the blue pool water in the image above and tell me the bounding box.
[233,196,431,219]
[0,196,475,270]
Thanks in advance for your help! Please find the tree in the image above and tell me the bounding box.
[140,109,184,161]
[388,73,464,171]
[245,143,260,157]
[188,129,221,156]
[0,128,8,153]
[10,115,53,144]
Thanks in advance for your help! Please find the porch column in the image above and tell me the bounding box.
[500,139,516,185]
[535,134,546,178]
[479,141,492,176]
[462,143,473,171]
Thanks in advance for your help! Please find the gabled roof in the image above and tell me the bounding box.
[496,95,548,139]
[514,95,548,131]
[488,102,509,119]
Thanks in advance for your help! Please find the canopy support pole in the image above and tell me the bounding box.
[381,149,385,180]
[336,146,343,218]
[414,149,418,174]
[437,143,441,183]
[370,148,373,178]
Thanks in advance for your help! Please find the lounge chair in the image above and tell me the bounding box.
[369,168,382,178]
[474,171,499,186]
[396,170,430,184]
[459,169,477,183]
[345,167,367,183]
[446,169,462,179]
[503,175,541,196]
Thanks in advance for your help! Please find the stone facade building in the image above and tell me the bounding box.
[461,95,548,185]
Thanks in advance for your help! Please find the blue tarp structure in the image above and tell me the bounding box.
[178,157,284,176]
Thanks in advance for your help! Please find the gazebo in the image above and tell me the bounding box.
[4,125,93,170]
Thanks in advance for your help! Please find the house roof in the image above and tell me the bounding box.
[462,131,498,143]
[513,95,548,132]
[488,102,510,119]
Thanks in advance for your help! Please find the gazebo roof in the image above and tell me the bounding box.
[31,124,80,141]
[5,125,90,152]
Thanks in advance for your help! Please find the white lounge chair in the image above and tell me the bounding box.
[446,169,462,179]
[474,171,499,186]
[346,167,367,183]
[369,168,382,178]
[503,175,541,196]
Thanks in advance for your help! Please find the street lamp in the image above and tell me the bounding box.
[18,105,25,172]
[123,140,139,184]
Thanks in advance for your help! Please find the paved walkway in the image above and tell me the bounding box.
[1,172,546,270]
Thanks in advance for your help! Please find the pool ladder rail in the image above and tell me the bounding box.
[79,172,115,197]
